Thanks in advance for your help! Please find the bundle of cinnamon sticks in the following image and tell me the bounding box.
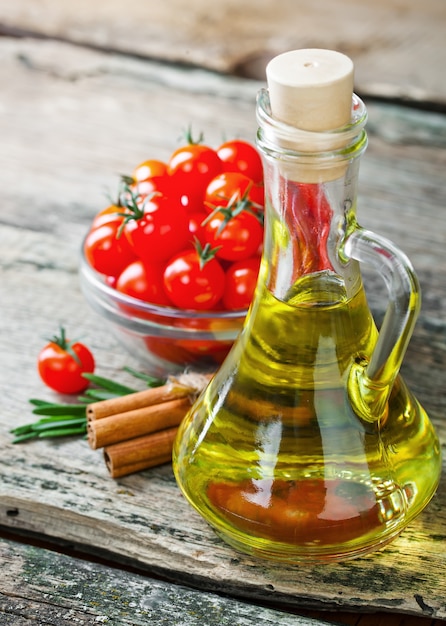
[87,371,211,478]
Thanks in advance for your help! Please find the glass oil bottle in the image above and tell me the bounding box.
[173,49,442,562]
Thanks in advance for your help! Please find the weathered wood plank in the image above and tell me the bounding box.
[0,436,445,619]
[1,538,441,626]
[0,537,335,626]
[1,0,445,106]
[0,37,445,622]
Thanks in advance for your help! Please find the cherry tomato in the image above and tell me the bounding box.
[223,256,261,310]
[167,143,223,211]
[116,260,171,306]
[123,194,191,265]
[178,339,232,364]
[204,209,263,262]
[143,336,192,364]
[83,219,137,277]
[91,204,126,229]
[217,139,263,184]
[172,316,234,361]
[163,245,225,310]
[37,327,95,394]
[187,211,208,245]
[105,274,118,289]
[129,175,173,202]
[205,171,264,213]
[132,159,167,183]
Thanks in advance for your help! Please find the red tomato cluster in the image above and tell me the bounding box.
[83,137,264,313]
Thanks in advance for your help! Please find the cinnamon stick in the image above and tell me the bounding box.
[103,427,178,478]
[87,396,190,450]
[87,371,211,421]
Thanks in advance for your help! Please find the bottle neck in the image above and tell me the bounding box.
[256,90,368,304]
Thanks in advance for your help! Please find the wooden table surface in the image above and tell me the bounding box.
[1,2,445,625]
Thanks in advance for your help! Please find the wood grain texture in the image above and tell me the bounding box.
[1,537,441,626]
[0,537,337,626]
[0,37,445,623]
[1,0,445,106]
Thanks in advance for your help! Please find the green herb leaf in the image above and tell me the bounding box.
[82,373,138,395]
[31,418,87,432]
[10,423,35,436]
[79,390,122,402]
[29,398,55,407]
[38,426,87,438]
[123,366,165,388]
[32,404,87,417]
[12,432,40,444]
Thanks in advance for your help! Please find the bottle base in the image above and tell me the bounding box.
[212,524,404,564]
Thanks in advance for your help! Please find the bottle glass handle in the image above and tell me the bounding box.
[343,227,421,420]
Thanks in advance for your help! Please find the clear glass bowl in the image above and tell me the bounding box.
[79,248,247,377]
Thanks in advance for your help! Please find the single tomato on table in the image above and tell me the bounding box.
[37,327,95,394]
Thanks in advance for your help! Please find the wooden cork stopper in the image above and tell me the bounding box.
[266,49,354,132]
[264,49,355,181]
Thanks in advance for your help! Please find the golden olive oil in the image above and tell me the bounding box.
[174,275,441,561]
